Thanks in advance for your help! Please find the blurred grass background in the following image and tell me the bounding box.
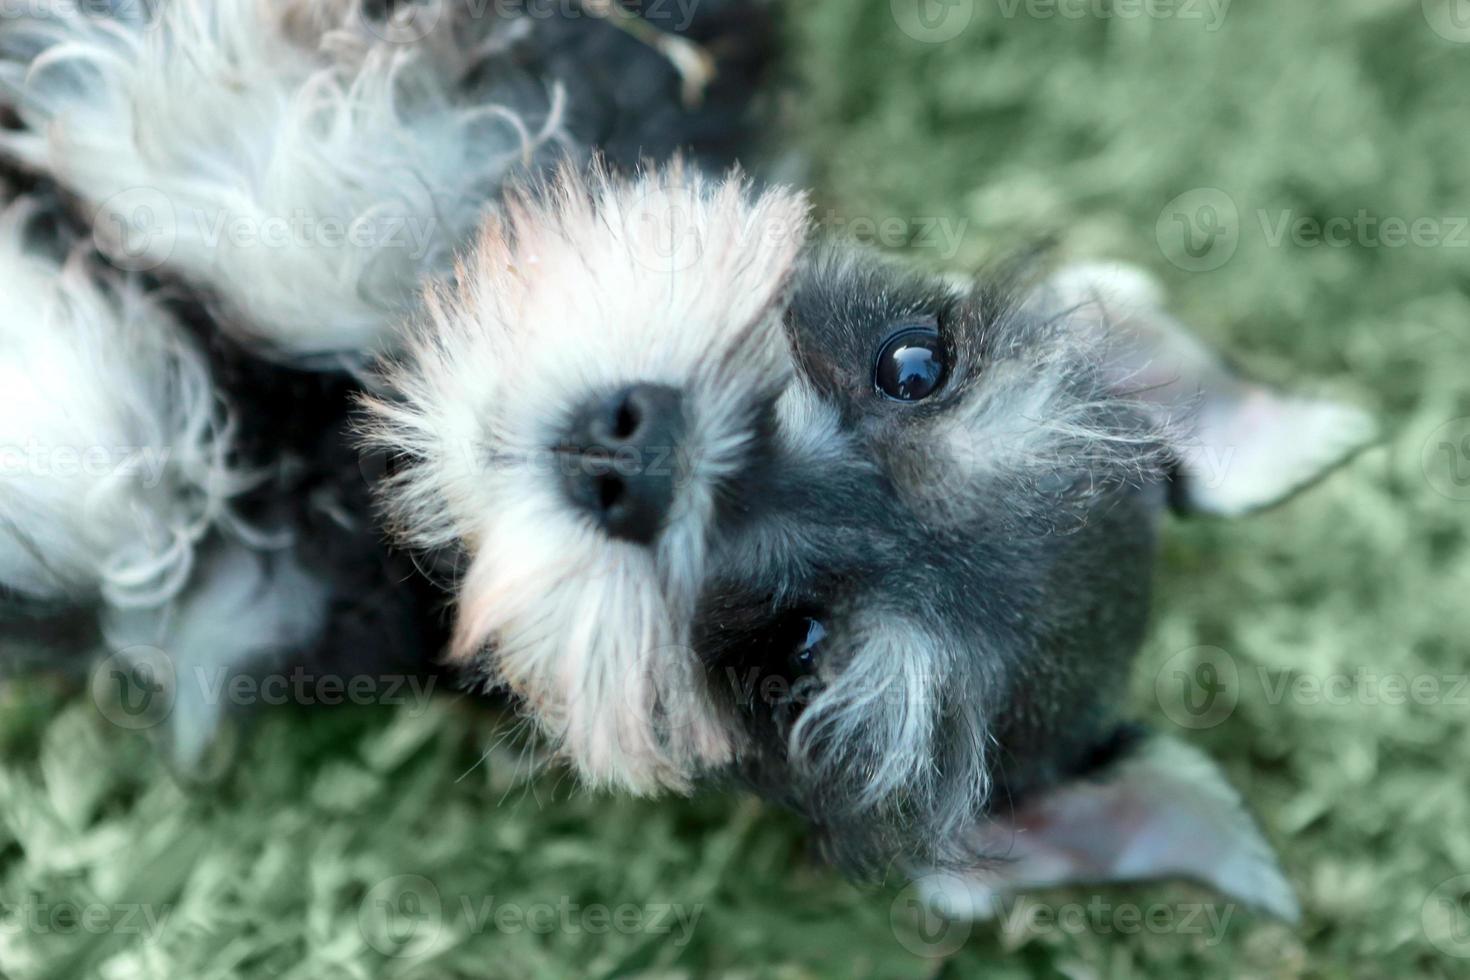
[3,0,1469,976]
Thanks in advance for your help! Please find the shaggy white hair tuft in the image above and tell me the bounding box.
[0,0,566,361]
[0,196,247,609]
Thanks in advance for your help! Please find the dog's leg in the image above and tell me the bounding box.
[0,0,568,363]
[0,195,244,608]
[101,542,329,769]
[913,732,1300,922]
[0,194,330,764]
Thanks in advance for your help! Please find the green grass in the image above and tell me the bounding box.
[4,1,1470,976]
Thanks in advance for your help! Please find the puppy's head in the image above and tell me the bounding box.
[363,162,1369,871]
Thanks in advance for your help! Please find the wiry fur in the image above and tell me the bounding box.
[0,195,246,608]
[358,174,1178,874]
[839,252,1174,535]
[362,161,810,792]
[0,0,568,360]
[0,189,339,762]
[782,613,996,874]
[102,540,329,766]
[693,247,1172,874]
[0,0,1374,918]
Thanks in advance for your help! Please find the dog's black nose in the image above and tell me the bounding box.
[559,383,685,545]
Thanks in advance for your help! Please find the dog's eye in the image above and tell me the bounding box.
[874,319,946,402]
[787,615,827,676]
[698,600,830,724]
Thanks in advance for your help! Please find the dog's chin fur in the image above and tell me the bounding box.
[362,161,810,792]
[0,0,567,362]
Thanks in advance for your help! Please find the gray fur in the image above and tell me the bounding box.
[0,0,1372,917]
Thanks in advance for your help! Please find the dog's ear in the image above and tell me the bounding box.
[916,730,1300,922]
[1032,263,1376,516]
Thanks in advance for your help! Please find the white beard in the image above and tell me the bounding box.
[362,161,811,792]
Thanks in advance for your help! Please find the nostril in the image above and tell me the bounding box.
[612,398,640,441]
[598,473,626,514]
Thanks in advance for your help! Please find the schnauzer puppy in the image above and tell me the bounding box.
[0,0,1372,921]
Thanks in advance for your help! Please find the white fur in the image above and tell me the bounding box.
[914,734,1300,922]
[0,0,566,361]
[102,540,329,766]
[1033,261,1376,515]
[774,379,850,465]
[0,197,245,608]
[936,342,1160,496]
[364,162,810,792]
[789,612,992,845]
[859,269,1177,530]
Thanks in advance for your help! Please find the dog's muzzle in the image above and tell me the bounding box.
[557,383,686,545]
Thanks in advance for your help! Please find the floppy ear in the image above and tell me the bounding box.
[916,731,1300,922]
[1031,263,1376,516]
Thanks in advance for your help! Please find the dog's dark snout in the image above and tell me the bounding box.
[559,383,685,545]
